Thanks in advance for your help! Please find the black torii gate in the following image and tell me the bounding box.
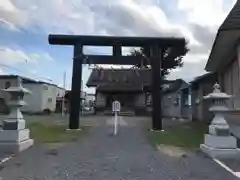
[48,35,185,130]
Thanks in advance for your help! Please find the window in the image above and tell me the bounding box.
[5,82,11,89]
[48,98,52,103]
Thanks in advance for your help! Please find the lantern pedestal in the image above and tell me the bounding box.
[200,83,240,158]
[200,144,240,158]
[0,78,34,153]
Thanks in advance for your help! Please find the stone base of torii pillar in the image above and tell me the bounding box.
[200,83,240,158]
[0,77,34,153]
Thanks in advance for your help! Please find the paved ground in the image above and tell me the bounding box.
[220,158,240,172]
[0,116,238,180]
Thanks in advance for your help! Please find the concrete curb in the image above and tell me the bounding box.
[0,153,15,165]
[213,158,240,179]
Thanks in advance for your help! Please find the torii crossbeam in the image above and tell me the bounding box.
[48,34,185,130]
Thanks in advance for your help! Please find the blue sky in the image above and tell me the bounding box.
[0,0,237,93]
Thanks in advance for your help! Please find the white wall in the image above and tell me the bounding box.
[56,87,65,98]
[85,94,95,106]
[22,83,43,112]
[22,84,64,112]
[0,77,66,113]
[41,84,57,112]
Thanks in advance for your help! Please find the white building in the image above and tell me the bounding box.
[84,93,95,106]
[0,75,65,113]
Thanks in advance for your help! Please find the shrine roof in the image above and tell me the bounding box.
[86,68,151,87]
[87,68,186,93]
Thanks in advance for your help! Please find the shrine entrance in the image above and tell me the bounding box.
[105,93,135,110]
[48,35,185,130]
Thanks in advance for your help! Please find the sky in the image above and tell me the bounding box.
[0,0,237,93]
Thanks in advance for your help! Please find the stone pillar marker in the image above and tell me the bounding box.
[200,83,240,158]
[0,77,34,153]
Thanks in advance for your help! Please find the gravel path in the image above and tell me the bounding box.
[0,116,237,180]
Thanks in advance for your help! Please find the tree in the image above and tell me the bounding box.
[129,41,189,77]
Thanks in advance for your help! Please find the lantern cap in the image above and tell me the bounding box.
[204,82,232,100]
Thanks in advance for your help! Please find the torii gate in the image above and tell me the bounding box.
[48,35,185,130]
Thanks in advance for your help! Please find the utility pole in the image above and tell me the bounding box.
[61,71,66,117]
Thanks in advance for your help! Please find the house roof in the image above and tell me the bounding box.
[190,72,214,83]
[0,75,35,81]
[190,72,218,88]
[87,68,187,93]
[205,1,240,71]
[163,79,188,94]
[0,74,64,89]
[219,1,240,31]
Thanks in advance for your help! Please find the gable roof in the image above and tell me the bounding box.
[87,68,187,93]
[205,1,240,71]
[0,74,64,89]
[86,68,151,87]
[219,1,240,31]
[163,79,188,94]
[190,72,218,91]
[190,72,217,85]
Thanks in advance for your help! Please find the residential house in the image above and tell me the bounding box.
[86,68,188,116]
[204,0,240,136]
[161,79,189,119]
[205,0,240,126]
[205,0,240,109]
[180,86,191,119]
[84,93,95,107]
[0,75,66,114]
[63,90,86,113]
[190,72,218,122]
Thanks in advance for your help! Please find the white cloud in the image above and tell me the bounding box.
[0,47,35,65]
[0,68,6,75]
[30,52,54,62]
[0,0,27,31]
[0,0,17,11]
[177,0,235,27]
[182,53,209,63]
[0,0,198,46]
[0,0,237,84]
[0,46,55,66]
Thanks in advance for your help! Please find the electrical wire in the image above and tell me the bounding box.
[0,62,53,82]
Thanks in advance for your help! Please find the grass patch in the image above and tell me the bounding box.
[148,121,208,150]
[27,122,89,143]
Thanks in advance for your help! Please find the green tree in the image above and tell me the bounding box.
[129,42,189,77]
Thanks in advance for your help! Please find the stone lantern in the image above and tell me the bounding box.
[200,83,240,158]
[0,77,34,153]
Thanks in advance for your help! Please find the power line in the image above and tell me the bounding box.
[0,62,53,82]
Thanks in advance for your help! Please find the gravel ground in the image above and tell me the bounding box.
[0,116,237,180]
